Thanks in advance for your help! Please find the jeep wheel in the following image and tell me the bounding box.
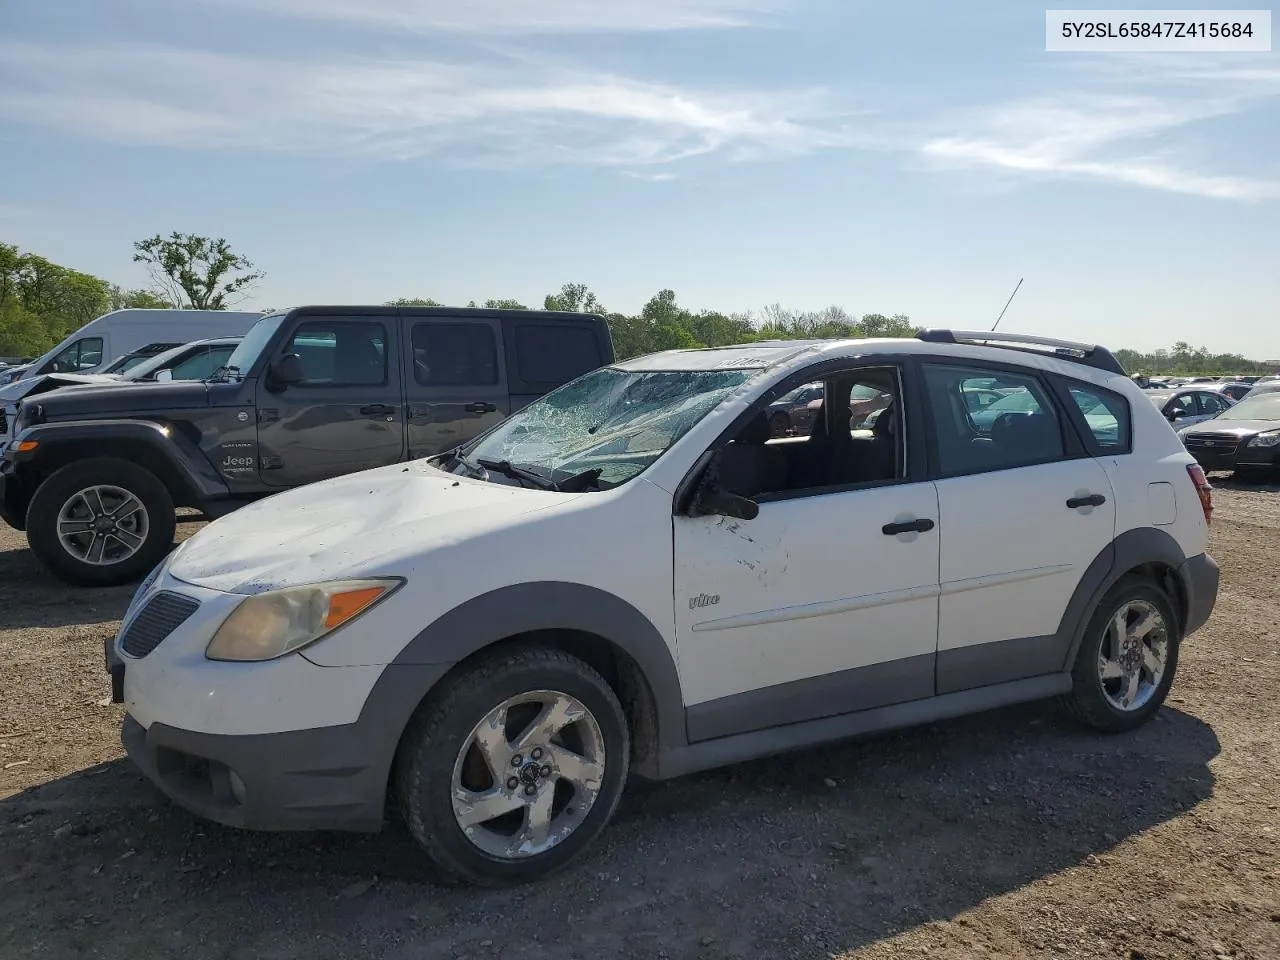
[1061,576,1180,733]
[26,458,176,587]
[395,648,629,886]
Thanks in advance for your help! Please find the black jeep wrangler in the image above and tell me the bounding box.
[1,305,613,586]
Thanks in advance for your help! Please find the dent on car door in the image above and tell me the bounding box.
[923,363,1117,694]
[673,364,941,742]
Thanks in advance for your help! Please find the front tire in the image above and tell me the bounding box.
[1061,576,1180,732]
[26,458,176,587]
[395,647,630,886]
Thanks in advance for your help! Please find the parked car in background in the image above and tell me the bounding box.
[107,328,1217,885]
[767,382,823,436]
[1241,380,1280,401]
[100,342,186,375]
[1205,381,1255,402]
[0,309,261,386]
[2,306,614,586]
[1143,388,1234,428]
[1179,391,1280,476]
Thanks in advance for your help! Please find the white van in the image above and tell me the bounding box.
[0,309,262,386]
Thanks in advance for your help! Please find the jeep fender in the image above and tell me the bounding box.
[10,419,229,507]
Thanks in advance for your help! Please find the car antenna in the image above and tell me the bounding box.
[990,277,1023,332]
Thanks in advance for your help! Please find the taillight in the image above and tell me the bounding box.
[1186,463,1213,525]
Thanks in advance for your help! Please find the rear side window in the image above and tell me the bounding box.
[287,321,387,386]
[514,325,602,385]
[1066,383,1131,453]
[411,323,498,386]
[923,364,1065,475]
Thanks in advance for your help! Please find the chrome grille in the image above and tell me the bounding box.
[120,591,201,658]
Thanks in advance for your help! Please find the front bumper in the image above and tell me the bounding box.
[0,457,27,530]
[1179,552,1219,637]
[122,714,389,831]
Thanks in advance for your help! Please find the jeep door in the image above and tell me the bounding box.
[255,315,405,486]
[402,315,508,459]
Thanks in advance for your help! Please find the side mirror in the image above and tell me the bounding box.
[269,353,304,387]
[688,450,760,521]
[1167,407,1188,421]
[155,369,173,382]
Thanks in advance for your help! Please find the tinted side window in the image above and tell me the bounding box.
[515,325,602,385]
[1171,392,1200,416]
[1066,382,1131,452]
[170,345,236,381]
[286,321,387,386]
[411,323,498,386]
[1200,393,1231,415]
[49,337,104,373]
[923,364,1065,475]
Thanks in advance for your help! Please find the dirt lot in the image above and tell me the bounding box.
[2,481,1278,960]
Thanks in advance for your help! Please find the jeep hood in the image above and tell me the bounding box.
[24,380,209,416]
[169,461,576,593]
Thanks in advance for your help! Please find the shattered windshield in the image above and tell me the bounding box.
[458,366,757,489]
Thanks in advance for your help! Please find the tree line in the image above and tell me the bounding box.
[1,239,1271,375]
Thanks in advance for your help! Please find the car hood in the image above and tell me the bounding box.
[29,380,209,417]
[1181,420,1279,439]
[0,373,123,406]
[169,461,576,593]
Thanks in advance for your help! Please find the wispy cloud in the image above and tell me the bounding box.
[921,92,1280,201]
[202,0,791,34]
[0,41,847,167]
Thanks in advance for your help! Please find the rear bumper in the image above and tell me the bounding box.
[122,713,391,832]
[1179,552,1219,637]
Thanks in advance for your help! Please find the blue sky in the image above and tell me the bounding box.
[0,0,1276,357]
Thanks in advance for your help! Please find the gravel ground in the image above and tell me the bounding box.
[1,481,1278,960]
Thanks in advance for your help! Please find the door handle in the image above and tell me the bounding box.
[1066,494,1107,509]
[464,401,497,414]
[360,404,395,416]
[882,518,935,536]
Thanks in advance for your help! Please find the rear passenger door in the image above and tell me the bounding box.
[503,317,611,413]
[923,362,1117,694]
[255,316,404,487]
[403,317,508,459]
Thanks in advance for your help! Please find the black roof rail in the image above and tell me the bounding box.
[916,329,1127,376]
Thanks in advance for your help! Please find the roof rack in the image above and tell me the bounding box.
[916,329,1127,376]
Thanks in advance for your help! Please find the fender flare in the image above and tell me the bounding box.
[1056,526,1192,670]
[10,419,229,504]
[380,582,686,764]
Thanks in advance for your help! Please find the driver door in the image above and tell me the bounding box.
[672,363,941,742]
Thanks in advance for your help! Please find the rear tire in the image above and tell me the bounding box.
[394,647,630,886]
[1061,576,1180,732]
[26,458,175,587]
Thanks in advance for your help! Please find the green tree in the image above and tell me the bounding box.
[109,285,172,310]
[133,233,263,310]
[385,297,442,306]
[544,282,605,314]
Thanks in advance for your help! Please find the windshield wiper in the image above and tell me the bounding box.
[477,458,560,491]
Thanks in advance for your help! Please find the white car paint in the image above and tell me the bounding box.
[123,336,1210,744]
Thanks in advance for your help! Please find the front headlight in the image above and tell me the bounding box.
[205,578,401,662]
[1247,431,1280,448]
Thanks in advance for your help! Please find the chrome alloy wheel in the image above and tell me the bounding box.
[1097,599,1169,712]
[450,690,606,860]
[56,485,149,566]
